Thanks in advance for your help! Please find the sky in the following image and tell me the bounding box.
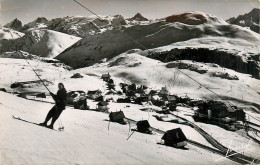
[0,0,259,26]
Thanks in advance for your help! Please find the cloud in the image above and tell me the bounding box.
[0,6,24,12]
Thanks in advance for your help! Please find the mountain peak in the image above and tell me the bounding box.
[4,18,23,31]
[34,17,48,23]
[249,8,260,16]
[129,13,149,21]
[227,8,260,33]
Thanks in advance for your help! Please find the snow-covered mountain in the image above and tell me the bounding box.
[47,15,128,37]
[55,11,260,70]
[1,29,81,58]
[22,17,49,31]
[227,8,260,33]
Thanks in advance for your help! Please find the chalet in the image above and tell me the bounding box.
[136,120,151,133]
[97,101,108,111]
[135,96,149,104]
[109,111,126,124]
[158,86,169,100]
[162,128,187,147]
[107,79,115,90]
[87,90,102,100]
[36,93,46,98]
[194,100,245,122]
[148,90,158,101]
[101,73,111,82]
[126,89,136,97]
[67,91,86,105]
[228,107,245,122]
[0,88,6,92]
[70,73,83,78]
[74,97,88,110]
[117,97,131,103]
[167,95,177,111]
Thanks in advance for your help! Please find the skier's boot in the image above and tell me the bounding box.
[47,124,54,129]
[39,122,47,127]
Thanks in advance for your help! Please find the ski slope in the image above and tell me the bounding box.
[0,56,260,164]
[0,91,236,165]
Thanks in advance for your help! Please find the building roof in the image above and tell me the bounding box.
[87,90,102,95]
[101,73,110,78]
[162,128,187,143]
[97,101,108,106]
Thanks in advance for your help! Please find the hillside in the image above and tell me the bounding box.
[0,27,24,40]
[1,29,81,58]
[77,52,260,112]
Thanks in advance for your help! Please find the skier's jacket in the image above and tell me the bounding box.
[51,88,67,110]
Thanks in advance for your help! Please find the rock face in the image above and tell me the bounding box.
[129,13,149,21]
[148,48,260,79]
[165,11,227,25]
[22,17,49,31]
[4,18,23,31]
[227,8,260,33]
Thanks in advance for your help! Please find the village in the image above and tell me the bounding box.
[4,70,259,152]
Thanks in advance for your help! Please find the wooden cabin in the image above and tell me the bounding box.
[101,73,111,82]
[97,101,108,111]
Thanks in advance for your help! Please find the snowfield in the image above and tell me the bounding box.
[0,91,236,165]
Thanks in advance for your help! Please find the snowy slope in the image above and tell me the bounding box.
[1,29,81,58]
[56,11,260,69]
[0,55,260,164]
[77,52,260,112]
[0,91,237,165]
[0,27,24,40]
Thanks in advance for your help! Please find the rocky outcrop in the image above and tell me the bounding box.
[227,8,260,33]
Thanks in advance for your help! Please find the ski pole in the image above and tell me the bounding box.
[20,52,52,94]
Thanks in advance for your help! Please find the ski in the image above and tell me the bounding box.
[12,115,58,131]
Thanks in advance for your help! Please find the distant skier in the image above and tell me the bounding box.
[39,83,67,129]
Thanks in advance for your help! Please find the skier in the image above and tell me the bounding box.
[39,83,67,129]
